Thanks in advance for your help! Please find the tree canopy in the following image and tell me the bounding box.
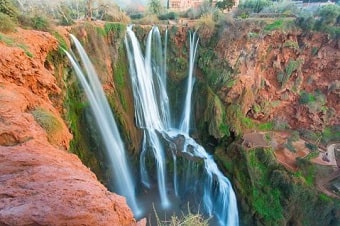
[216,0,235,11]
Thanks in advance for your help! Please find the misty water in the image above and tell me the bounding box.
[67,26,239,225]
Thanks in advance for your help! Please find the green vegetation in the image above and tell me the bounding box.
[31,15,50,31]
[52,31,68,52]
[31,107,63,146]
[104,22,126,38]
[239,0,272,14]
[113,47,128,111]
[321,126,340,144]
[296,4,340,38]
[158,11,178,20]
[216,144,338,226]
[305,142,318,152]
[148,0,164,15]
[198,48,234,90]
[299,91,316,104]
[0,0,18,19]
[283,40,299,51]
[215,0,235,11]
[299,90,328,115]
[197,13,216,39]
[0,12,16,32]
[225,104,252,135]
[264,18,296,32]
[248,149,284,224]
[0,0,18,33]
[32,107,62,135]
[277,59,301,88]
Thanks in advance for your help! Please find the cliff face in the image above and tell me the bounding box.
[214,26,339,131]
[0,28,139,225]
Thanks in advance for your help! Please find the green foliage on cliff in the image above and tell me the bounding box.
[215,144,339,226]
[239,0,272,14]
[264,18,296,32]
[0,0,18,20]
[31,15,50,32]
[31,107,64,146]
[277,59,301,88]
[296,4,340,38]
[104,22,126,38]
[0,12,16,32]
[32,107,62,135]
[198,48,234,90]
[248,148,284,224]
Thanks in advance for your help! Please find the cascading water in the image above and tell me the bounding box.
[65,35,141,217]
[125,26,171,208]
[125,26,239,225]
[179,32,199,134]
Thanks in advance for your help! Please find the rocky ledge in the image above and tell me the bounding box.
[0,28,142,225]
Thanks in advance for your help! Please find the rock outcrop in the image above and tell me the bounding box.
[0,28,141,225]
[214,25,339,130]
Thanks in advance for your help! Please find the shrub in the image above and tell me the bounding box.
[261,0,300,16]
[239,0,272,13]
[296,5,340,38]
[32,107,63,146]
[197,13,216,39]
[102,8,131,23]
[134,14,159,25]
[129,13,144,20]
[264,19,284,31]
[305,142,318,152]
[31,15,50,31]
[0,12,16,32]
[296,13,315,31]
[299,91,315,104]
[285,59,300,77]
[158,11,178,20]
[277,59,301,88]
[0,0,18,19]
[321,126,340,144]
[317,4,340,26]
[283,40,299,51]
[32,108,62,134]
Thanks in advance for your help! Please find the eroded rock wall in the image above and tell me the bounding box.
[0,28,140,225]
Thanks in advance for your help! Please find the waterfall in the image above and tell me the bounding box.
[125,26,171,208]
[125,26,239,225]
[65,35,141,217]
[179,32,199,134]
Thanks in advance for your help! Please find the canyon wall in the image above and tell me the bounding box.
[0,28,141,225]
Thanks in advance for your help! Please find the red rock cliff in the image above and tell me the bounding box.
[0,28,142,225]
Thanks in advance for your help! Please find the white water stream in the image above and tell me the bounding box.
[125,26,239,225]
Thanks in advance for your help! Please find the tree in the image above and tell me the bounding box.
[148,0,163,15]
[0,0,19,19]
[216,0,235,11]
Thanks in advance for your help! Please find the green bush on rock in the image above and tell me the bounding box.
[31,107,64,146]
[0,12,16,33]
